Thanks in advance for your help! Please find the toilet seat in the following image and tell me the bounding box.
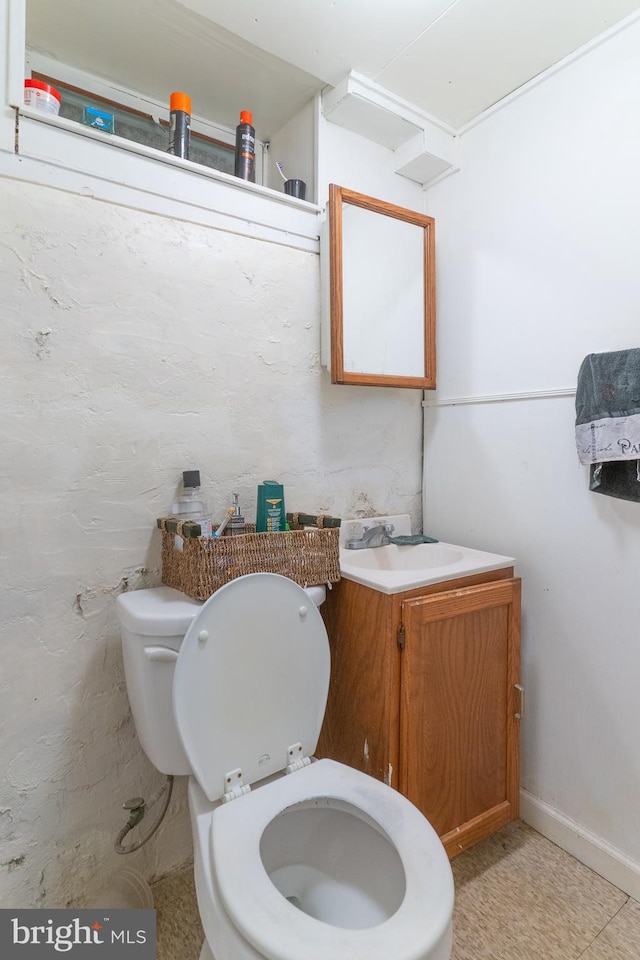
[209,758,454,960]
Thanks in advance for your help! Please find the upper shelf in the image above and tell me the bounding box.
[13,107,321,252]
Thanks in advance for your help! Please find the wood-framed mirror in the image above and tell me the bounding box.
[328,184,436,389]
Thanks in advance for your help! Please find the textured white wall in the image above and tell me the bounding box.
[0,177,423,907]
[424,16,640,886]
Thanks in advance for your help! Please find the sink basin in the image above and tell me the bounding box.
[339,541,514,594]
[341,543,465,572]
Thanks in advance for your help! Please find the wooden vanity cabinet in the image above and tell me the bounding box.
[316,568,521,859]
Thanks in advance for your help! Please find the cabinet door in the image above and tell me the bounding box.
[400,578,521,858]
[316,580,399,785]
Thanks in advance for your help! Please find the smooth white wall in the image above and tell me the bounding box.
[0,175,423,908]
[424,17,640,889]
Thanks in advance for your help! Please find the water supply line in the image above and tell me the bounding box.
[114,775,174,855]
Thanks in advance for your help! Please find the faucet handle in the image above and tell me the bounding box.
[384,523,395,534]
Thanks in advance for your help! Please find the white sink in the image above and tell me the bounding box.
[339,538,514,595]
[341,542,465,572]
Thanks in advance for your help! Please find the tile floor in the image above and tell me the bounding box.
[152,820,640,960]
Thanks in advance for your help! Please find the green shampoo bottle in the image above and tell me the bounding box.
[256,480,286,533]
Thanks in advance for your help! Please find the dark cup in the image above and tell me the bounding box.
[284,179,306,200]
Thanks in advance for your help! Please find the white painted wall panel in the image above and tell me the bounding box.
[424,15,640,885]
[0,177,423,907]
[429,27,640,399]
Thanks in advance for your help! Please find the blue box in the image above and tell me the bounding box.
[82,105,115,134]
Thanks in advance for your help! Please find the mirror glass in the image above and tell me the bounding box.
[329,185,436,389]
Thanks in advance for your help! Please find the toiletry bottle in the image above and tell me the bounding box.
[228,493,245,536]
[172,470,212,537]
[256,480,286,533]
[234,110,255,182]
[168,91,191,160]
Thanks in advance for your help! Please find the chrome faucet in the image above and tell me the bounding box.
[345,523,395,550]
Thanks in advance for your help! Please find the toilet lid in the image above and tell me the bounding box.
[173,573,330,802]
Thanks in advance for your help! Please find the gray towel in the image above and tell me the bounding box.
[575,349,640,502]
[588,460,640,502]
[575,349,640,465]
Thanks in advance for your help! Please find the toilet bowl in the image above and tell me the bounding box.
[117,574,454,960]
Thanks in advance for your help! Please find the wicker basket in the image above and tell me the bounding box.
[158,515,341,600]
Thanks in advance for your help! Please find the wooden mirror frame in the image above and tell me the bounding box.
[329,184,436,389]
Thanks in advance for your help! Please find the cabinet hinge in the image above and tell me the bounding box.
[397,622,405,651]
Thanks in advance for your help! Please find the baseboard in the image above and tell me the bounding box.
[520,788,640,901]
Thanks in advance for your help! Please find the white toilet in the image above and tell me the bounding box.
[116,573,454,960]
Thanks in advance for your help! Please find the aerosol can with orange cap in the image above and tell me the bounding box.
[234,110,256,182]
[168,91,191,160]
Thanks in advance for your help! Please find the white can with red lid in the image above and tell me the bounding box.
[24,79,61,115]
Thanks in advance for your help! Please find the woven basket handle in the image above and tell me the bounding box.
[287,512,341,529]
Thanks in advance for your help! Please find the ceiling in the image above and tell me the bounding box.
[26,0,640,138]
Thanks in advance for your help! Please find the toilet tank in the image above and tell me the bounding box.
[116,581,327,776]
[116,586,203,775]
